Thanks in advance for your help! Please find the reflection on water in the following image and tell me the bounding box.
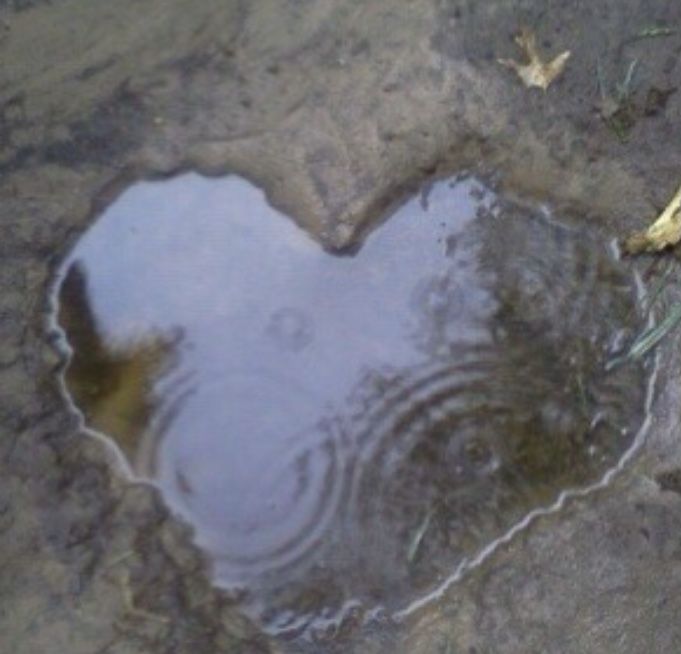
[52,173,648,640]
[57,263,182,468]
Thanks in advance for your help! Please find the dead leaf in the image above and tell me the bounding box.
[498,28,570,91]
[623,182,681,254]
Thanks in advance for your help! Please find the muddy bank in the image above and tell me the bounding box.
[2,1,681,652]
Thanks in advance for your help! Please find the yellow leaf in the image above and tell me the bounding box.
[498,28,570,91]
[623,182,681,254]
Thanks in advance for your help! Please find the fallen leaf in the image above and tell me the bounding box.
[498,28,571,91]
[623,182,681,254]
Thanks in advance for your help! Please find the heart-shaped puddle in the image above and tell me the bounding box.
[53,173,648,635]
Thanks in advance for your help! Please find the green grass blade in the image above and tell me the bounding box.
[627,301,681,361]
[407,510,432,564]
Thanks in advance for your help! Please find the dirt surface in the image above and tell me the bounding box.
[2,1,681,653]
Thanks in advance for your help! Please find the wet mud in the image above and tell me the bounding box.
[3,1,681,653]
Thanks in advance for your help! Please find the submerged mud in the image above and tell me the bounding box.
[52,173,648,638]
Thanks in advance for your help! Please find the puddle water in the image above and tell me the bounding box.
[52,173,649,640]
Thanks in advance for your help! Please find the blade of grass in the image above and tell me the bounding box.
[627,301,681,361]
[608,300,681,370]
[407,510,432,564]
[641,260,677,314]
[623,258,668,324]
[635,26,676,40]
[628,303,681,359]
[616,59,638,102]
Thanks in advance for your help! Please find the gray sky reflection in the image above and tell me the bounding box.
[59,173,495,578]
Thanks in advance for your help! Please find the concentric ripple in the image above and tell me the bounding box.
[51,173,650,637]
[153,371,349,580]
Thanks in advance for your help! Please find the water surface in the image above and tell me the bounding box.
[53,173,648,638]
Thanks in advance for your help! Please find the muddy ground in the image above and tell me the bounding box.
[2,1,681,652]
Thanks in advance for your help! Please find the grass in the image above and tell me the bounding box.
[596,23,676,140]
[407,509,432,564]
[607,258,681,369]
[608,298,681,370]
[596,57,639,141]
[640,260,677,314]
[624,301,681,362]
[634,26,676,40]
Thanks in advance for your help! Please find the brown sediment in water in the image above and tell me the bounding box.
[52,172,649,637]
